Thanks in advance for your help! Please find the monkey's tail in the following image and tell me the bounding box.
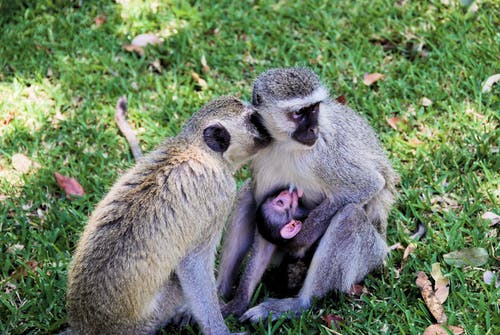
[115,96,143,161]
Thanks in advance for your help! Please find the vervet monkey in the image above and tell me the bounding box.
[256,186,310,245]
[217,68,399,321]
[66,96,270,335]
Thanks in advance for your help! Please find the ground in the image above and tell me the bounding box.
[0,1,498,334]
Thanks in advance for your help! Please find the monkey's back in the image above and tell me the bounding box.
[67,138,236,333]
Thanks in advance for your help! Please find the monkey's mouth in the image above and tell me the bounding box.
[249,112,272,147]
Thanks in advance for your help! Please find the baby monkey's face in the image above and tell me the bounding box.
[270,188,302,216]
[258,187,306,242]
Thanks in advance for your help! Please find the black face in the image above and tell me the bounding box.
[249,112,272,148]
[290,102,320,146]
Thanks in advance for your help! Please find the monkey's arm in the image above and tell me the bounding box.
[177,239,241,335]
[288,170,386,254]
[221,233,276,317]
[217,180,257,299]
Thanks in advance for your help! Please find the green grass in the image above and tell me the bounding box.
[0,0,498,334]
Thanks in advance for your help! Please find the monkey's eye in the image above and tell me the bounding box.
[292,110,305,120]
[276,200,284,207]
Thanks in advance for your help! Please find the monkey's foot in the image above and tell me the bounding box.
[221,296,249,318]
[239,297,308,323]
[172,305,193,326]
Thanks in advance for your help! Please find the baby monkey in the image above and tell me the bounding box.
[256,185,309,245]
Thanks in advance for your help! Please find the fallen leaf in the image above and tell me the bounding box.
[7,244,24,254]
[481,74,500,93]
[443,247,489,267]
[335,95,347,105]
[483,271,500,288]
[481,211,500,226]
[416,271,447,324]
[12,153,38,173]
[201,54,210,73]
[54,172,85,198]
[349,284,367,296]
[363,73,384,86]
[94,14,107,27]
[131,33,162,47]
[123,44,145,57]
[421,97,433,107]
[423,324,464,335]
[430,263,450,304]
[403,243,417,260]
[389,242,404,251]
[11,260,39,280]
[1,110,15,126]
[386,116,401,130]
[408,138,424,146]
[321,314,344,329]
[190,71,208,90]
[149,58,162,74]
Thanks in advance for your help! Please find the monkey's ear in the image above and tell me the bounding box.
[203,124,231,153]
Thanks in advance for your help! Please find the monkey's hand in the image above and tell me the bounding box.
[239,297,307,323]
[285,215,329,255]
[221,295,250,318]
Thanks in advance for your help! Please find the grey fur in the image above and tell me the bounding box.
[217,68,399,321]
[66,96,264,335]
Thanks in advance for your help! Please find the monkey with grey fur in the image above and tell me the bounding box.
[66,96,270,334]
[217,68,399,321]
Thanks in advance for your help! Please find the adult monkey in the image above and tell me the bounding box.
[217,68,399,321]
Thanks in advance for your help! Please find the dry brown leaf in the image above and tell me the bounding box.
[483,271,500,288]
[321,314,344,329]
[430,263,450,304]
[200,54,210,73]
[54,172,85,198]
[389,242,404,251]
[481,211,500,226]
[7,244,24,254]
[131,33,162,47]
[482,74,500,93]
[335,95,347,105]
[190,71,208,90]
[423,324,464,335]
[11,260,39,280]
[386,116,400,130]
[363,73,384,86]
[408,138,424,146]
[12,153,39,173]
[403,243,417,260]
[421,97,433,107]
[416,271,448,324]
[123,44,145,57]
[349,284,367,296]
[94,14,107,27]
[1,110,15,126]
[149,59,162,74]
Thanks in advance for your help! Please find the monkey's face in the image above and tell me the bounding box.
[258,102,321,149]
[203,104,271,170]
[257,188,304,244]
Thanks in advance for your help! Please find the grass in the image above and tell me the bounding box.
[0,0,498,334]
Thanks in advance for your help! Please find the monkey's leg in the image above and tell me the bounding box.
[222,233,276,317]
[217,181,257,299]
[177,241,239,335]
[241,203,388,323]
